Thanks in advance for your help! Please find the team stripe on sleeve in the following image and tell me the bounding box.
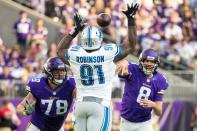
[157,90,165,94]
[114,46,123,62]
[65,50,70,60]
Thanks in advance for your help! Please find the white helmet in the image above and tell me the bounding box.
[81,26,103,50]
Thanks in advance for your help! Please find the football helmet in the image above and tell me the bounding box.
[139,49,160,76]
[43,57,67,85]
[81,26,103,50]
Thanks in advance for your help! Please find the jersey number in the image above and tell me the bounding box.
[41,99,68,115]
[80,64,105,86]
[136,86,151,103]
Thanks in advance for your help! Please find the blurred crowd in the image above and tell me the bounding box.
[12,0,197,70]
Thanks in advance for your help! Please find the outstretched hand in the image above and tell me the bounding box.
[73,13,85,32]
[122,3,139,19]
[116,60,130,77]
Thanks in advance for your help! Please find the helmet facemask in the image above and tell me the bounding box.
[140,59,158,76]
[139,49,160,76]
[43,57,67,86]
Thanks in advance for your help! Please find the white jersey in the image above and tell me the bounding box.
[66,44,122,106]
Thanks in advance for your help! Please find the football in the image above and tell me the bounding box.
[96,13,111,27]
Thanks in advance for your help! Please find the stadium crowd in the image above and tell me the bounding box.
[12,0,197,69]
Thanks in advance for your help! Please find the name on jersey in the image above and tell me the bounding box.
[76,56,104,63]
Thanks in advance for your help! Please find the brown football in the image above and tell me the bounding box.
[97,13,111,27]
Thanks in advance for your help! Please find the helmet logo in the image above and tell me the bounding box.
[146,56,155,60]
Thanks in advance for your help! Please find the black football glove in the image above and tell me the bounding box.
[69,13,85,37]
[122,3,139,26]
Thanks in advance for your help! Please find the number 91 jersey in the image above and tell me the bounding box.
[27,75,75,131]
[66,44,122,107]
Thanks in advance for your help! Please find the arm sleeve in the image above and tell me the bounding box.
[65,46,81,61]
[154,74,169,101]
[26,80,37,98]
[114,46,123,62]
[68,77,76,91]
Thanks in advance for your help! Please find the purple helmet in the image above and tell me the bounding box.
[139,49,160,75]
[43,57,67,85]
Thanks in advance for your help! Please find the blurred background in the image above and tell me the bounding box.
[0,0,197,131]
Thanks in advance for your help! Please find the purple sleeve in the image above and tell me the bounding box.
[68,77,76,91]
[154,74,169,101]
[26,77,42,98]
[127,63,137,79]
[27,80,36,96]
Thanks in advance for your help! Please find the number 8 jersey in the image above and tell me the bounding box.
[121,63,168,122]
[66,44,122,107]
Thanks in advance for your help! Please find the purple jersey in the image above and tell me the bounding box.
[121,63,168,122]
[27,75,75,131]
[14,19,32,41]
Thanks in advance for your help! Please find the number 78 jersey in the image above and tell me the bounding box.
[66,44,122,106]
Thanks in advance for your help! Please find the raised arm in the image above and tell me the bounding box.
[57,13,85,64]
[16,92,36,116]
[116,4,139,61]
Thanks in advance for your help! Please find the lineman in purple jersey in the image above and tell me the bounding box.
[16,57,76,131]
[116,49,169,131]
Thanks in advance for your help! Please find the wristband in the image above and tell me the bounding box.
[69,28,79,37]
[128,17,135,26]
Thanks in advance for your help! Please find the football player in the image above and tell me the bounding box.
[57,3,139,131]
[116,49,169,131]
[16,57,76,131]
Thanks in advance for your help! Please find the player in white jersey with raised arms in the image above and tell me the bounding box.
[57,3,139,131]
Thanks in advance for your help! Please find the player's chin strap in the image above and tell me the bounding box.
[24,100,35,115]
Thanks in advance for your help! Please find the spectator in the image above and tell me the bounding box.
[94,0,105,13]
[13,10,32,51]
[87,7,97,26]
[0,99,21,131]
[181,9,194,40]
[29,18,48,50]
[165,38,181,68]
[45,0,56,18]
[0,99,12,131]
[178,39,195,68]
[74,0,90,17]
[164,11,183,41]
[0,65,15,96]
[21,63,36,83]
[0,66,14,80]
[47,43,57,57]
[30,0,45,14]
[0,52,6,74]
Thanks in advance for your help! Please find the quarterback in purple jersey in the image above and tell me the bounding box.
[116,49,169,131]
[16,57,76,131]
